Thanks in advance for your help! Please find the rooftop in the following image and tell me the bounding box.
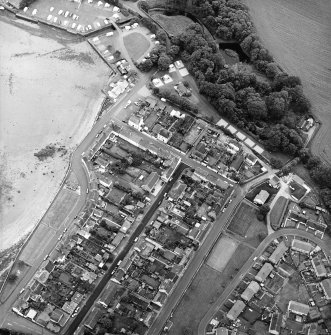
[291,239,314,254]
[288,300,310,316]
[255,262,273,282]
[227,299,245,321]
[269,241,288,264]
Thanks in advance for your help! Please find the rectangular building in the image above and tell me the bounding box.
[255,262,273,282]
[269,312,282,335]
[241,281,260,301]
[288,301,310,316]
[269,241,288,264]
[291,240,314,254]
[226,300,245,321]
[311,256,327,278]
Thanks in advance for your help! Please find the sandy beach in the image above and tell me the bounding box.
[0,19,109,252]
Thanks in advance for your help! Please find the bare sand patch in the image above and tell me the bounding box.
[244,0,331,163]
[0,20,109,251]
[206,235,238,272]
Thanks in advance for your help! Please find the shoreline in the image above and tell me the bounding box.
[0,19,109,253]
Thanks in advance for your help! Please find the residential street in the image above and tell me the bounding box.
[197,228,331,335]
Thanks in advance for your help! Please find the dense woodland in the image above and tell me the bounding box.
[137,0,331,214]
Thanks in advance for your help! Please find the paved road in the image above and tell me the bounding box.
[197,228,331,335]
[64,163,188,335]
[147,185,243,335]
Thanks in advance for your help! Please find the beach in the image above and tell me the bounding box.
[0,19,109,252]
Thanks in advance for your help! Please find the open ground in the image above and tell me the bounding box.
[0,18,109,252]
[123,31,151,62]
[168,243,253,335]
[244,0,331,165]
[151,13,194,36]
[206,235,238,272]
[227,200,268,248]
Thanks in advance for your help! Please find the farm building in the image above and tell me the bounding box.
[288,301,309,316]
[269,241,288,264]
[255,262,273,282]
[253,190,269,205]
[226,300,245,321]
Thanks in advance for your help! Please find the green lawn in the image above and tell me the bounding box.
[151,14,194,36]
[169,244,253,335]
[227,200,268,248]
[123,32,150,61]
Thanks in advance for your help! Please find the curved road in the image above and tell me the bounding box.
[197,228,331,335]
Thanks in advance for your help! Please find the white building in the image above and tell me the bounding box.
[128,115,143,131]
[253,190,269,205]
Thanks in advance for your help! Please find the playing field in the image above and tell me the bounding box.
[151,13,194,36]
[227,200,259,237]
[123,32,150,61]
[245,0,331,165]
[206,235,238,272]
[169,243,253,335]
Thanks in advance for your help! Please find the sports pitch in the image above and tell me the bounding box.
[206,235,238,272]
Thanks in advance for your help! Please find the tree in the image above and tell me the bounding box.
[138,58,153,72]
[270,158,283,169]
[257,204,270,221]
[158,53,172,71]
[266,91,289,120]
[8,273,18,283]
[114,50,121,59]
[246,93,267,119]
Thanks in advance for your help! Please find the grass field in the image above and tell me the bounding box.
[206,236,238,272]
[227,201,258,237]
[244,0,331,165]
[123,32,150,61]
[151,13,194,36]
[169,244,253,335]
[270,196,289,230]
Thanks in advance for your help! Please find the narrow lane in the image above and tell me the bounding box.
[65,163,189,335]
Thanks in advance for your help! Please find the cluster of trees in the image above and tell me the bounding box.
[298,149,331,214]
[154,87,198,114]
[169,23,306,155]
[137,43,176,73]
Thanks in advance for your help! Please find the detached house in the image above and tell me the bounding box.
[157,128,172,143]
